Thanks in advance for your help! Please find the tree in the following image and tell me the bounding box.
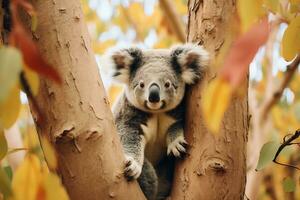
[171,1,248,199]
[25,0,145,199]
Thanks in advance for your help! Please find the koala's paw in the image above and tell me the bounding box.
[124,156,142,181]
[167,136,188,157]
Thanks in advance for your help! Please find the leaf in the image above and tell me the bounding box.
[31,14,38,32]
[256,141,281,171]
[263,0,279,13]
[281,16,300,61]
[14,0,38,32]
[0,46,22,103]
[289,2,300,13]
[201,78,232,134]
[10,18,61,83]
[12,154,41,200]
[108,84,124,107]
[238,0,265,32]
[0,130,8,160]
[3,166,13,181]
[282,177,296,192]
[0,167,12,199]
[42,173,69,200]
[221,18,269,88]
[0,86,21,129]
[23,66,40,96]
[40,137,57,170]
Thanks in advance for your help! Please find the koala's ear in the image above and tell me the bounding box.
[170,43,209,84]
[102,47,143,84]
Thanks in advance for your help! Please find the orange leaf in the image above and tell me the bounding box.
[221,18,269,88]
[10,2,61,84]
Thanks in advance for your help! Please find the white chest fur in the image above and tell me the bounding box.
[141,113,176,165]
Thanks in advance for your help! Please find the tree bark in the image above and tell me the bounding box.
[27,1,145,199]
[171,0,248,199]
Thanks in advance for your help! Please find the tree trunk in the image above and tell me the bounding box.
[171,0,248,199]
[27,1,145,199]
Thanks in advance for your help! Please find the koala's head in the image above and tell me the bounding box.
[105,44,209,113]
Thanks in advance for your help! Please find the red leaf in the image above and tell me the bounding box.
[10,2,61,84]
[221,18,269,87]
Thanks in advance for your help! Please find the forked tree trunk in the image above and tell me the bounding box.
[27,0,145,199]
[171,0,248,199]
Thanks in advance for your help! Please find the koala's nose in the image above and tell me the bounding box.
[148,83,160,103]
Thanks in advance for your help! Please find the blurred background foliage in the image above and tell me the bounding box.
[1,0,300,200]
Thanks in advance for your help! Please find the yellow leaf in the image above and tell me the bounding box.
[201,78,232,134]
[12,154,41,200]
[31,14,38,32]
[0,130,7,160]
[108,84,124,107]
[238,0,265,32]
[0,86,21,129]
[281,16,300,61]
[24,126,40,151]
[264,0,279,13]
[42,173,69,200]
[290,0,300,3]
[92,40,116,54]
[40,137,57,170]
[24,66,40,96]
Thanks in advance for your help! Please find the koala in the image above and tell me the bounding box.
[104,44,209,200]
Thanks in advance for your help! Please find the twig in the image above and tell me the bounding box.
[159,0,186,42]
[273,129,300,170]
[261,56,300,119]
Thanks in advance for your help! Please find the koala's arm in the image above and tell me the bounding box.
[114,97,149,180]
[166,102,187,157]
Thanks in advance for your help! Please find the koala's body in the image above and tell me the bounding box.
[105,44,209,200]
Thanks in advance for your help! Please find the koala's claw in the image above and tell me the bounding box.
[167,136,188,157]
[124,156,142,180]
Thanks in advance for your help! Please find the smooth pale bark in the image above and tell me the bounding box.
[171,0,248,199]
[28,1,145,199]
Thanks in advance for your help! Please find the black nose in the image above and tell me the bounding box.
[148,84,160,103]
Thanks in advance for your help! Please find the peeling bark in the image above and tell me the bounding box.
[171,0,248,199]
[27,1,145,199]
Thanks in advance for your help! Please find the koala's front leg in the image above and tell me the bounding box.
[166,120,187,157]
[120,132,145,180]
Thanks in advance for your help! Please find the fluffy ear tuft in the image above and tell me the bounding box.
[101,47,142,84]
[170,43,209,84]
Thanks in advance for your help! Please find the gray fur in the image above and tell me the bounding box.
[105,44,209,200]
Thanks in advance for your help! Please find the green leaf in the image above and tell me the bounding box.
[0,167,12,199]
[282,177,296,192]
[0,46,22,103]
[0,130,8,160]
[256,141,281,171]
[3,166,13,181]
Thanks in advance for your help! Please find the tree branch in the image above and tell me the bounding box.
[261,56,300,120]
[158,0,186,42]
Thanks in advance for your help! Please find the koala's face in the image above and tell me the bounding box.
[127,58,186,112]
[105,44,209,113]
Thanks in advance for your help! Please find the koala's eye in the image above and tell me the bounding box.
[139,81,145,88]
[164,81,171,88]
